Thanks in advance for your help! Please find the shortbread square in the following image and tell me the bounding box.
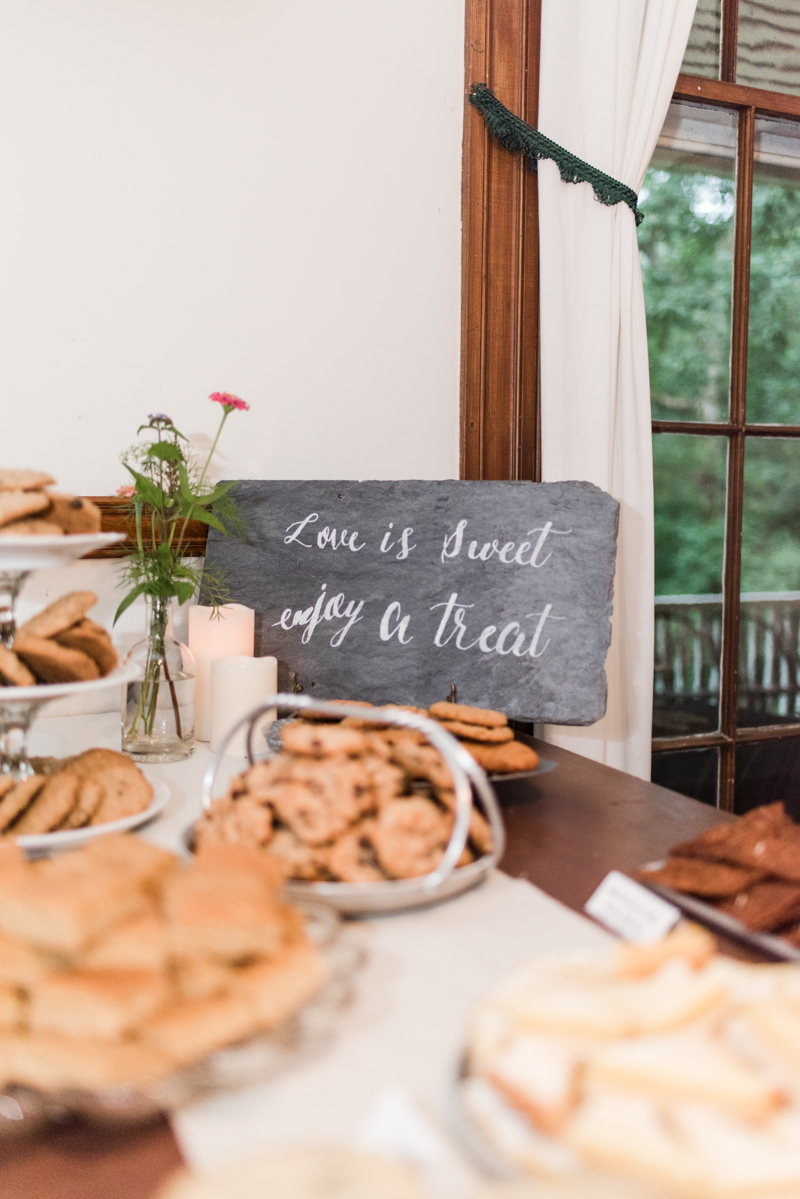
[0,1032,170,1089]
[30,968,169,1040]
[141,993,260,1065]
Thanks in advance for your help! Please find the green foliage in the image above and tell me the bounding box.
[642,161,800,597]
[653,434,726,595]
[115,411,246,624]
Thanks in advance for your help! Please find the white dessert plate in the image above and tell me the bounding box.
[14,777,169,856]
[0,530,125,572]
[0,660,141,704]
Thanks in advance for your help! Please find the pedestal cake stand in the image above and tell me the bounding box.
[0,531,137,779]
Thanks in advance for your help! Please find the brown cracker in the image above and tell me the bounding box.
[0,470,55,491]
[0,776,46,832]
[58,776,104,830]
[429,700,507,728]
[43,494,101,534]
[635,857,766,899]
[0,491,49,528]
[281,723,368,758]
[0,645,35,687]
[436,719,514,744]
[12,773,81,835]
[462,739,540,774]
[718,879,800,932]
[17,590,98,640]
[54,621,118,677]
[323,821,385,883]
[13,636,99,684]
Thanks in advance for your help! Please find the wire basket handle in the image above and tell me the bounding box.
[201,695,505,892]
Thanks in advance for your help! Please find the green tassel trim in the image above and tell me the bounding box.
[468,84,644,227]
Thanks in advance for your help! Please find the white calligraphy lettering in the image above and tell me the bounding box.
[284,513,319,547]
[379,601,413,644]
[397,528,416,560]
[441,520,468,564]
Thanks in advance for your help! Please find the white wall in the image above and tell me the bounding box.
[0,0,464,492]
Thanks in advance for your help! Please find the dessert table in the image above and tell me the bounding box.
[0,723,733,1199]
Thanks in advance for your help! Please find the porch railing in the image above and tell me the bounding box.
[655,592,800,718]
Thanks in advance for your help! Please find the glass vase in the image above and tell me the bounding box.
[122,597,195,763]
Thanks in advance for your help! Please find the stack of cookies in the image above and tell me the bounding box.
[0,469,101,537]
[0,590,118,686]
[637,802,800,950]
[427,701,540,774]
[0,749,153,837]
[0,835,327,1093]
[197,713,494,883]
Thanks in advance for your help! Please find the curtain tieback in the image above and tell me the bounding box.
[468,84,644,227]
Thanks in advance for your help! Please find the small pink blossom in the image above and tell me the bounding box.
[209,391,249,412]
[117,484,137,498]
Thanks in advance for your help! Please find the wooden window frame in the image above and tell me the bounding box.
[461,0,800,809]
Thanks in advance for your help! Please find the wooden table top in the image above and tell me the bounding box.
[0,737,733,1199]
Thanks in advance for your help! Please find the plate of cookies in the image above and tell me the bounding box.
[0,469,123,570]
[0,590,127,693]
[197,695,505,916]
[0,749,168,855]
[0,834,355,1126]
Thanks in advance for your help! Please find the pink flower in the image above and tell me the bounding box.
[209,391,249,412]
[117,484,137,498]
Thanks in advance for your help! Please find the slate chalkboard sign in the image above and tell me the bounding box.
[202,480,618,724]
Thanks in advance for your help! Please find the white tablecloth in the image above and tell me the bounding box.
[31,713,612,1193]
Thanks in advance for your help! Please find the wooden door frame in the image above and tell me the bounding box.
[460,0,542,482]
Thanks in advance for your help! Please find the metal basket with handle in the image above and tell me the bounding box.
[201,694,505,915]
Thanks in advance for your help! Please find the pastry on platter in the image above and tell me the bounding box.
[0,835,327,1092]
[0,591,118,686]
[0,749,152,837]
[461,924,800,1195]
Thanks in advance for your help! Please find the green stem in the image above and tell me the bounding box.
[174,408,231,561]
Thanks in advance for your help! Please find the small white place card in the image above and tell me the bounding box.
[585,870,680,943]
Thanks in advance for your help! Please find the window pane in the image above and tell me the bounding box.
[641,102,736,422]
[735,737,800,818]
[680,0,721,80]
[653,434,727,736]
[651,748,718,807]
[746,116,800,424]
[738,1,800,96]
[738,439,800,725]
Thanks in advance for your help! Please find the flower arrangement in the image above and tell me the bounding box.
[117,393,249,760]
[115,393,248,625]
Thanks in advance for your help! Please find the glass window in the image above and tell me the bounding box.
[653,433,727,736]
[746,115,800,424]
[738,1,800,96]
[651,748,719,807]
[735,737,800,816]
[640,103,736,422]
[681,0,722,80]
[738,438,800,726]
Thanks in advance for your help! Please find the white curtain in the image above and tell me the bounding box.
[537,0,697,779]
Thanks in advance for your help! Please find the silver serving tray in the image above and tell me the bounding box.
[638,861,800,963]
[203,695,506,916]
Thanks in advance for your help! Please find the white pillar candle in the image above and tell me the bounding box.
[210,654,278,755]
[188,604,255,741]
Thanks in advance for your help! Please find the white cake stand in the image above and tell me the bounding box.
[0,662,141,780]
[0,531,124,646]
[0,530,132,779]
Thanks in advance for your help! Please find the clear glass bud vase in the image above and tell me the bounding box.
[122,597,195,763]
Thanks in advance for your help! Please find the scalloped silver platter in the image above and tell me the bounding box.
[14,778,169,857]
[0,901,357,1128]
[0,659,141,704]
[0,530,125,572]
[284,849,499,917]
